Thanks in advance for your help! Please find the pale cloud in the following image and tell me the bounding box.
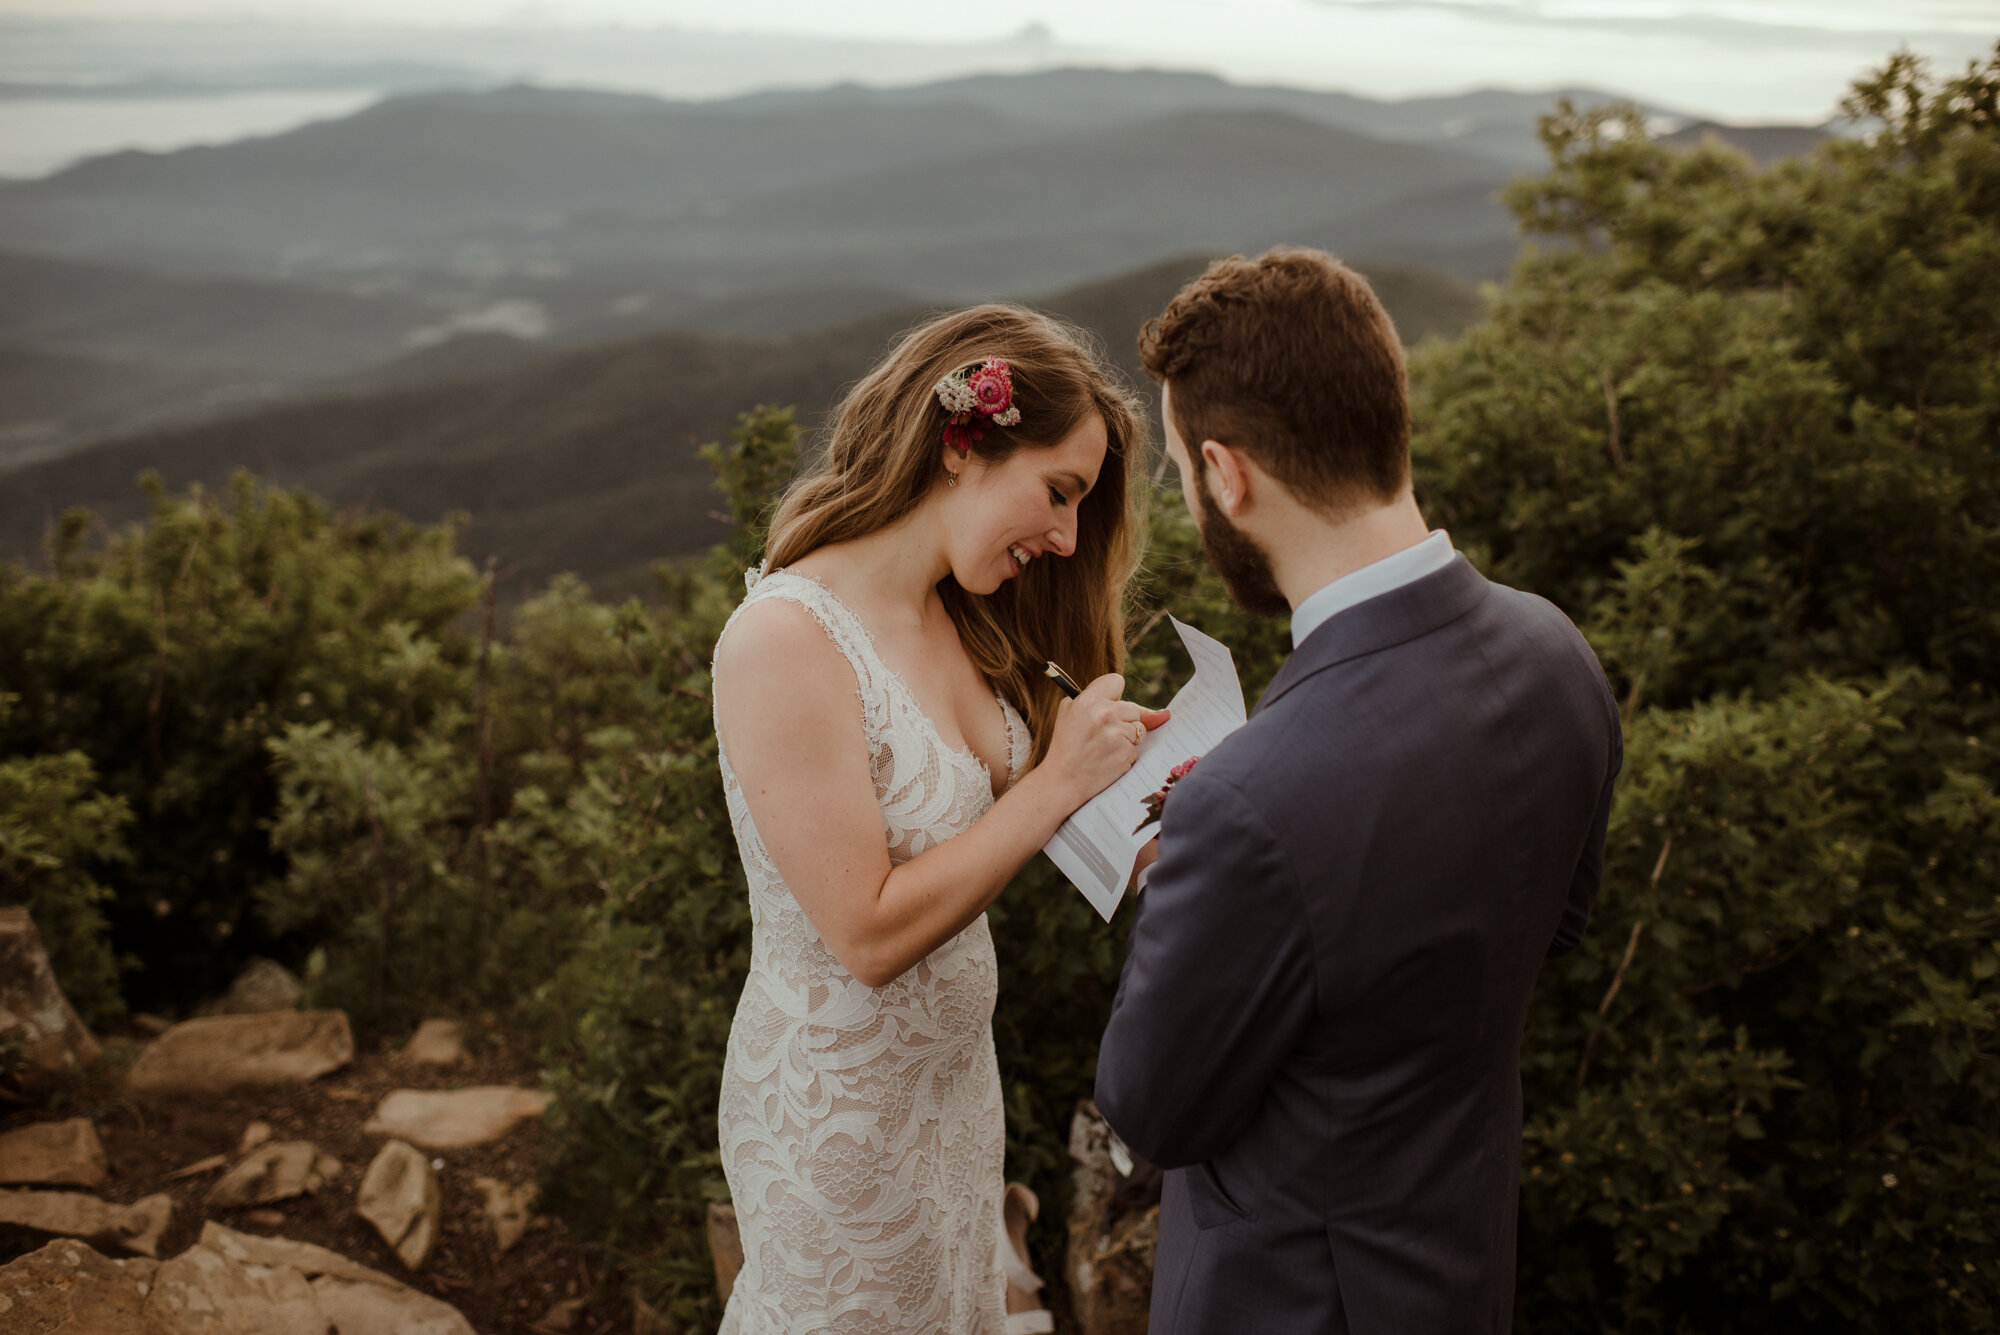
[0,0,1990,123]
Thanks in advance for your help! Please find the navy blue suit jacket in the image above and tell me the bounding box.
[1095,555,1620,1334]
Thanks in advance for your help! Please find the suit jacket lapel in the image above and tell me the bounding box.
[1254,555,1491,716]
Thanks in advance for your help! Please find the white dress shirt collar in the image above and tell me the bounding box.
[1289,529,1456,649]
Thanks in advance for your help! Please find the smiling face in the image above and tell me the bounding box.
[943,409,1108,595]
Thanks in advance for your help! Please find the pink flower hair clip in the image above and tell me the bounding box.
[934,357,1023,455]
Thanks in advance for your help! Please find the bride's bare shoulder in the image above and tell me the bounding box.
[713,596,850,709]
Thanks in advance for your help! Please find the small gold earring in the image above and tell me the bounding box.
[945,470,959,488]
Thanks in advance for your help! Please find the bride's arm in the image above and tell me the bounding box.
[715,598,1159,987]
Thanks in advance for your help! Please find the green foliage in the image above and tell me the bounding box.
[0,473,482,1008]
[0,696,131,1026]
[1411,44,2000,1331]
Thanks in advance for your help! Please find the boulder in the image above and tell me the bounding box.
[0,907,101,1076]
[0,1224,477,1335]
[187,1223,472,1333]
[0,1237,160,1332]
[472,1173,536,1253]
[310,1275,475,1335]
[205,1141,342,1209]
[362,1085,552,1149]
[708,1201,744,1304]
[1065,1101,1161,1335]
[146,1235,329,1335]
[0,1186,173,1257]
[125,1010,353,1097]
[0,1117,109,1187]
[205,957,305,1016]
[355,1140,439,1270]
[402,1019,466,1066]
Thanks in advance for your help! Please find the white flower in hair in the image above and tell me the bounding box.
[934,356,1021,454]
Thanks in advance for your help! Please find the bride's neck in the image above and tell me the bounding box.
[795,509,950,628]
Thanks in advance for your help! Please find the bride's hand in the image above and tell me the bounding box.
[1044,673,1170,807]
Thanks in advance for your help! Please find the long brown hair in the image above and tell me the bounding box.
[764,304,1144,763]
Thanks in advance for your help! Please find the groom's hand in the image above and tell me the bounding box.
[1129,837,1160,893]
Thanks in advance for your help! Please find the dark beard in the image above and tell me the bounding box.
[1193,462,1290,618]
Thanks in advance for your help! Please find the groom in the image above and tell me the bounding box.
[1095,248,1621,1334]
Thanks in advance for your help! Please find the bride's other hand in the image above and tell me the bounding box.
[1043,673,1170,807]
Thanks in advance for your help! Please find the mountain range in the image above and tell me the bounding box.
[0,64,1830,591]
[0,256,1485,601]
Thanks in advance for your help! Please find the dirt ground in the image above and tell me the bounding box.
[1,1027,653,1335]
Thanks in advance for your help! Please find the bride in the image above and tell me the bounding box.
[711,304,1165,1333]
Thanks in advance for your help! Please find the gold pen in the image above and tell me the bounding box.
[1043,660,1083,698]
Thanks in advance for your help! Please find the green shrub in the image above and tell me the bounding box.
[0,710,131,1027]
[1417,47,2000,1330]
[0,475,481,1009]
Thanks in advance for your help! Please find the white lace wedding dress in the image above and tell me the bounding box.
[713,568,1027,1335]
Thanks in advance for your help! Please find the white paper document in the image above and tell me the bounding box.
[1043,616,1247,921]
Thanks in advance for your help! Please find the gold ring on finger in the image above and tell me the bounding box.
[1131,721,1145,746]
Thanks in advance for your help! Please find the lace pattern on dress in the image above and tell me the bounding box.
[713,569,1028,1334]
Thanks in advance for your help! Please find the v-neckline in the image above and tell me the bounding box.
[771,569,1020,797]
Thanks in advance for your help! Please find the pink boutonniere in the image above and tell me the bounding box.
[1134,756,1199,834]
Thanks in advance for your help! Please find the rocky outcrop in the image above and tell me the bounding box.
[355,1139,440,1271]
[1065,1101,1160,1335]
[0,907,101,1076]
[0,1186,173,1257]
[148,1231,329,1334]
[0,1236,160,1331]
[205,1141,342,1209]
[0,1223,479,1335]
[125,1010,353,1097]
[362,1085,552,1149]
[0,1116,109,1187]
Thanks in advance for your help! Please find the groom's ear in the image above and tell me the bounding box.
[1198,439,1253,517]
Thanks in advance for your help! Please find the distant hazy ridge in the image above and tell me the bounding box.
[0,67,1826,593]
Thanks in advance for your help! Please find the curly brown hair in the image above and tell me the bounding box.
[1139,247,1409,510]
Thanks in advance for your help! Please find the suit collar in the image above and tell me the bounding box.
[1254,555,1489,715]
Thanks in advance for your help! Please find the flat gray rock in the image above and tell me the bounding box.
[355,1140,439,1271]
[363,1085,552,1149]
[402,1019,466,1066]
[205,1141,342,1209]
[0,1186,173,1257]
[147,1236,329,1335]
[472,1174,536,1253]
[0,1117,109,1187]
[125,1010,353,1097]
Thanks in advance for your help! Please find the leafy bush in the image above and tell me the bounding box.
[1416,48,2000,1330]
[0,702,131,1027]
[0,474,481,1009]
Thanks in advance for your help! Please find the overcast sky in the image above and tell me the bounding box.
[1,1,1994,123]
